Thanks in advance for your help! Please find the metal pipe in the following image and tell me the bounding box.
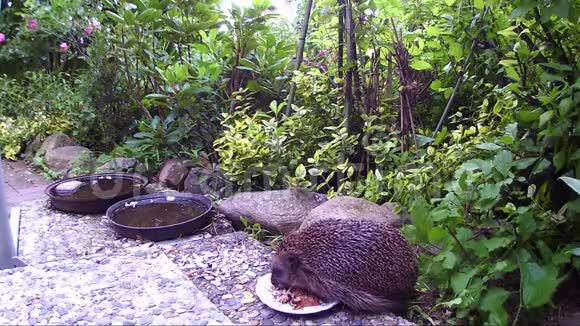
[0,158,25,270]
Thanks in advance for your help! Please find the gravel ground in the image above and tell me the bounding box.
[9,199,416,325]
[16,199,212,265]
[0,244,231,325]
[163,232,415,326]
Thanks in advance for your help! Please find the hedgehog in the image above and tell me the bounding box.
[270,218,418,313]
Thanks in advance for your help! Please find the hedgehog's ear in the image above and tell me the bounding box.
[286,255,301,270]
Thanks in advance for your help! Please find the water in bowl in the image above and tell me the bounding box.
[54,177,139,200]
[112,202,207,228]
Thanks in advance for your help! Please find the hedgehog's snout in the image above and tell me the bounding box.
[271,266,285,288]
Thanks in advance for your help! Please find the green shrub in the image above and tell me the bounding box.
[0,72,92,159]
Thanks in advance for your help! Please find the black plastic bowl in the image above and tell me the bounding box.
[106,193,213,242]
[45,173,148,214]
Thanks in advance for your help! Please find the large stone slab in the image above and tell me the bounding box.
[300,195,402,230]
[217,188,328,235]
[44,145,94,172]
[0,245,232,325]
[39,132,76,154]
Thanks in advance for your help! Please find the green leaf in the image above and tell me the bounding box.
[441,251,457,269]
[138,8,162,23]
[517,212,537,241]
[475,143,502,151]
[521,262,561,308]
[505,67,520,81]
[451,271,474,294]
[539,110,553,127]
[444,0,456,6]
[461,159,493,175]
[497,26,518,38]
[559,176,580,195]
[480,184,500,199]
[448,42,463,59]
[105,11,125,23]
[295,164,306,179]
[499,59,518,67]
[474,0,484,9]
[123,11,136,24]
[559,97,574,116]
[517,108,542,123]
[481,236,512,252]
[540,72,566,84]
[347,166,355,178]
[513,158,538,170]
[553,151,566,172]
[481,288,510,326]
[493,150,513,177]
[410,198,432,243]
[543,0,570,19]
[532,158,551,175]
[540,63,573,72]
[430,79,442,91]
[410,60,433,70]
[426,26,442,37]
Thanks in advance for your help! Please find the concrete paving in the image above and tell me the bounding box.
[2,160,49,209]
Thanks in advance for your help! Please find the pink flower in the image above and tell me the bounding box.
[27,18,38,30]
[90,18,101,31]
[84,25,93,35]
[59,42,68,53]
[0,33,5,45]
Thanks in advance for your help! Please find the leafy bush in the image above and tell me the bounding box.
[0,72,92,159]
[0,0,100,75]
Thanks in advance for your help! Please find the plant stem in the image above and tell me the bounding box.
[432,6,490,138]
[285,0,314,115]
[343,0,355,133]
[447,226,474,264]
[121,27,152,121]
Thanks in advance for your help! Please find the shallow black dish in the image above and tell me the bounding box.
[45,173,148,214]
[106,193,212,242]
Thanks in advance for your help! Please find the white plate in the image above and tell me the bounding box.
[255,273,339,315]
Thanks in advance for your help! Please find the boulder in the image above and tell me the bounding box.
[300,196,402,230]
[96,157,142,173]
[144,181,178,194]
[217,188,327,234]
[44,146,94,172]
[39,133,76,154]
[184,168,227,197]
[158,158,194,189]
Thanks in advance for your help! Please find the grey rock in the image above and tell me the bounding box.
[260,308,275,319]
[183,168,226,197]
[217,188,327,235]
[225,298,242,311]
[300,196,402,230]
[137,316,153,325]
[157,158,194,189]
[272,314,287,323]
[96,158,142,173]
[39,133,77,155]
[44,146,94,172]
[260,319,275,326]
[144,182,176,195]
